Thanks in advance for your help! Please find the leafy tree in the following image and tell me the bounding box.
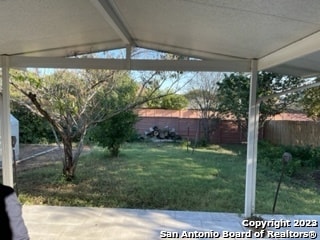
[10,69,124,179]
[301,78,320,119]
[185,72,223,143]
[146,92,188,109]
[216,73,250,138]
[10,66,186,179]
[88,73,139,157]
[138,69,188,107]
[216,72,303,137]
[161,94,188,109]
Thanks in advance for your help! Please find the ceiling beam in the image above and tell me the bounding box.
[90,0,134,45]
[138,40,247,61]
[8,56,251,72]
[258,81,320,103]
[258,31,320,71]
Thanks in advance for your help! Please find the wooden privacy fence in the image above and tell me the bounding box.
[264,120,320,146]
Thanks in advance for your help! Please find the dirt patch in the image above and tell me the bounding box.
[18,144,59,160]
[16,144,63,171]
[13,144,92,172]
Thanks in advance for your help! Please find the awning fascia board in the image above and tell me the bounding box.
[8,56,251,72]
[258,81,320,103]
[258,31,320,71]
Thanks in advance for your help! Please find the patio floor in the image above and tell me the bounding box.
[22,205,319,240]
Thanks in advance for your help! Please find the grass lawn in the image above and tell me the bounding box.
[17,142,320,214]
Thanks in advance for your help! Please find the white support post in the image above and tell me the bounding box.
[126,45,131,69]
[244,59,259,217]
[1,55,13,187]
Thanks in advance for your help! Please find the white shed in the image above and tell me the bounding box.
[0,114,19,163]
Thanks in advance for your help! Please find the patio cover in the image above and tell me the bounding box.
[1,0,320,217]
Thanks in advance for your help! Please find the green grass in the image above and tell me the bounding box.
[16,142,320,214]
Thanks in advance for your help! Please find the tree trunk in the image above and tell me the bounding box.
[62,137,75,180]
[200,118,210,145]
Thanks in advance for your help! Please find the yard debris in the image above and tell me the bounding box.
[145,126,181,140]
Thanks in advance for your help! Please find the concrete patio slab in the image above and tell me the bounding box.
[22,205,319,240]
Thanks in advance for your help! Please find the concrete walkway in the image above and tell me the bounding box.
[22,205,319,240]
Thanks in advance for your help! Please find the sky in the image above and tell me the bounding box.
[27,47,233,94]
[26,48,188,93]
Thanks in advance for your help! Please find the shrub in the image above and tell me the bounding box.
[88,110,138,157]
[310,147,320,168]
[258,141,319,177]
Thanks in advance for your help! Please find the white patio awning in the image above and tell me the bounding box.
[0,0,317,76]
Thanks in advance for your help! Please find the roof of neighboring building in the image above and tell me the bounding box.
[269,112,313,121]
[136,109,314,121]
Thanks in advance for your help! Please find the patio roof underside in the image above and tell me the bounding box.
[1,0,320,77]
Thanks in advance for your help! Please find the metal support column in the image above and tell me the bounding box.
[244,59,259,217]
[126,45,132,69]
[1,55,13,187]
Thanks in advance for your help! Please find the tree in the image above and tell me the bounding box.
[185,72,223,143]
[301,78,320,119]
[10,69,120,179]
[10,66,187,179]
[216,72,303,137]
[216,73,250,139]
[161,94,188,109]
[88,74,139,157]
[146,92,188,109]
[136,70,188,106]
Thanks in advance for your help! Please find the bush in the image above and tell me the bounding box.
[310,147,320,168]
[88,110,138,157]
[258,141,319,177]
[258,141,283,167]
